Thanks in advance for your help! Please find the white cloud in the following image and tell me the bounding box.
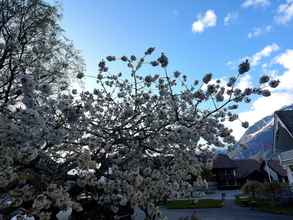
[228,49,293,140]
[275,0,293,24]
[192,10,217,33]
[276,49,293,70]
[224,12,238,26]
[229,92,293,140]
[275,49,293,90]
[226,44,280,73]
[226,60,239,71]
[242,0,270,8]
[250,43,279,66]
[248,25,272,39]
[237,74,253,90]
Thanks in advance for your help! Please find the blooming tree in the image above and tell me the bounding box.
[0,0,83,219]
[0,0,83,109]
[0,1,281,220]
[36,49,278,219]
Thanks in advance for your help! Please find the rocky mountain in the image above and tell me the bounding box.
[230,104,293,159]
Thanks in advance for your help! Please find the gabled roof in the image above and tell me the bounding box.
[213,154,237,169]
[234,159,261,178]
[275,110,293,137]
[274,110,293,154]
[212,154,288,180]
[268,160,287,177]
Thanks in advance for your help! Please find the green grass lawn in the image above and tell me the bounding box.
[205,191,216,195]
[235,195,293,216]
[235,195,251,207]
[257,204,293,216]
[165,199,224,209]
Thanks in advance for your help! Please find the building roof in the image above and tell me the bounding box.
[234,159,261,178]
[268,160,287,177]
[212,154,288,180]
[275,110,293,136]
[213,154,237,169]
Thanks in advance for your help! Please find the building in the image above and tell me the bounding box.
[211,154,287,189]
[273,110,293,187]
[235,159,268,185]
[266,160,288,183]
[212,154,238,188]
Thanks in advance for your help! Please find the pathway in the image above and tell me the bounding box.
[156,200,293,220]
[134,190,293,220]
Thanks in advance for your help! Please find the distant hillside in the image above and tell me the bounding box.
[230,104,293,159]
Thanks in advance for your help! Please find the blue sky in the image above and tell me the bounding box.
[57,0,293,139]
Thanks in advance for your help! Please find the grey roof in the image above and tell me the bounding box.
[213,154,237,169]
[212,154,288,179]
[234,159,262,178]
[275,110,293,135]
[268,160,287,177]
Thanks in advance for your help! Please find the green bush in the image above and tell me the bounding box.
[240,181,264,199]
[263,182,287,200]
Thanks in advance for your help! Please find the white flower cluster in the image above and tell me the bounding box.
[0,2,280,218]
[31,184,82,219]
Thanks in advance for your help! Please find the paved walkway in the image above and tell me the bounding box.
[204,190,240,200]
[134,191,293,220]
[154,200,292,220]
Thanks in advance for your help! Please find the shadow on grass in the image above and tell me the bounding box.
[235,195,293,216]
[165,199,224,209]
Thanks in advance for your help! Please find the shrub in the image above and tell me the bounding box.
[263,182,288,200]
[241,181,264,200]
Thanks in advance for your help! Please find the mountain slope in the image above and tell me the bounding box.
[230,104,293,159]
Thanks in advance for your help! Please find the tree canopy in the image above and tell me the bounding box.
[0,1,280,220]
